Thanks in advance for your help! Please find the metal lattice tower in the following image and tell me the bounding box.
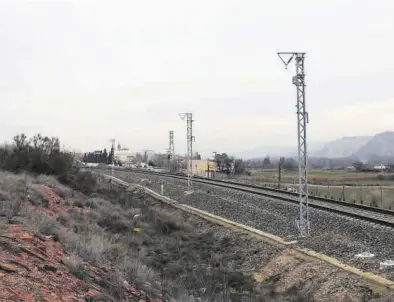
[169,130,175,159]
[278,52,310,237]
[167,130,175,171]
[179,113,194,191]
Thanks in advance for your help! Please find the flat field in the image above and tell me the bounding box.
[217,169,394,209]
[249,169,388,185]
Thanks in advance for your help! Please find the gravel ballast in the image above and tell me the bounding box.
[108,170,394,281]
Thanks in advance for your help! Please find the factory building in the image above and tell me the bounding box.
[114,146,136,167]
[188,159,217,178]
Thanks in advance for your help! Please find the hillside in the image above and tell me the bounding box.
[353,131,394,159]
[0,172,160,301]
[236,141,326,160]
[312,136,372,158]
[312,131,394,160]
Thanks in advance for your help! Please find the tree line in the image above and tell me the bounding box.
[82,145,119,165]
[214,153,245,175]
[0,133,95,194]
[0,134,74,180]
[242,156,298,170]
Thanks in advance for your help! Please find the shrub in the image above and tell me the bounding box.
[103,243,126,263]
[123,258,159,295]
[55,186,71,199]
[0,173,29,220]
[369,190,381,208]
[36,175,72,198]
[0,134,74,180]
[58,212,71,227]
[0,196,23,221]
[72,171,97,195]
[73,199,84,208]
[63,254,88,280]
[39,218,59,237]
[153,211,184,234]
[100,270,125,300]
[84,198,98,208]
[0,189,11,201]
[59,229,106,265]
[28,184,45,206]
[97,210,131,233]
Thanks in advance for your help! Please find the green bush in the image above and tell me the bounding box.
[71,170,97,195]
[73,199,85,208]
[97,210,131,233]
[39,218,59,237]
[0,134,74,179]
[153,211,185,234]
[0,134,100,197]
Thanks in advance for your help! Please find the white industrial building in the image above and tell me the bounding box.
[114,147,136,167]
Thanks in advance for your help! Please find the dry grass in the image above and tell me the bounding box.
[0,171,29,220]
[122,258,158,292]
[1,170,307,301]
[53,183,267,300]
[22,210,59,238]
[0,171,73,218]
[36,174,73,199]
[38,217,59,237]
[250,169,382,183]
[368,189,381,207]
[28,184,46,206]
[62,253,88,280]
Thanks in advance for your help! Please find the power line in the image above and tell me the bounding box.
[179,113,194,191]
[277,51,310,237]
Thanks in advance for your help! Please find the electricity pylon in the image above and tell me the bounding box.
[179,113,194,191]
[278,51,310,237]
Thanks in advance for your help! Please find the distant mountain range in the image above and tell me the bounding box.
[312,136,372,159]
[235,141,326,160]
[312,131,394,160]
[235,131,394,160]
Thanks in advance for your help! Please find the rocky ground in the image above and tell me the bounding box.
[110,170,394,283]
[0,172,151,301]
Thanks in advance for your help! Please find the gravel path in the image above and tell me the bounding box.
[110,170,394,280]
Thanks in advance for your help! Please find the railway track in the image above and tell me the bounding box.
[101,172,394,295]
[91,167,394,228]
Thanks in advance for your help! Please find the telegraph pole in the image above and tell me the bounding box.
[278,157,285,189]
[168,130,175,171]
[179,113,194,191]
[141,149,153,166]
[277,51,310,237]
[109,138,115,185]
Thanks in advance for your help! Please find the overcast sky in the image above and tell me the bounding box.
[1,0,394,156]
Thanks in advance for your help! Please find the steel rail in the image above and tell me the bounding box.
[91,167,394,227]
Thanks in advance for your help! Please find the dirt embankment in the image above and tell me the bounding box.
[0,172,156,301]
[1,171,394,301]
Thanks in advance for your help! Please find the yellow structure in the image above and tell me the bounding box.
[189,160,217,177]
